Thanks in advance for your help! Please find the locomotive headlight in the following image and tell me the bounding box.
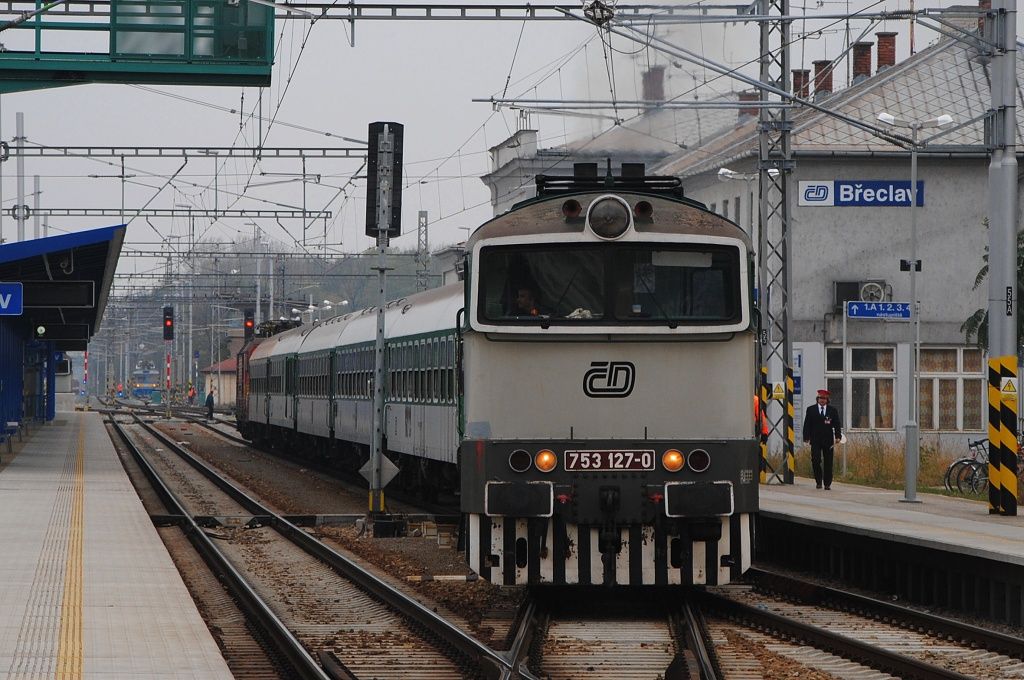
[587,196,631,239]
[508,449,532,473]
[687,448,711,473]
[662,449,684,472]
[535,449,558,473]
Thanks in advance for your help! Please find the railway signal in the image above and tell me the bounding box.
[162,306,174,340]
[243,309,255,342]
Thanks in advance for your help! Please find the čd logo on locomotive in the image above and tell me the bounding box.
[583,361,636,398]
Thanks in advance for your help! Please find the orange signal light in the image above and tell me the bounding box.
[535,449,558,473]
[662,449,685,472]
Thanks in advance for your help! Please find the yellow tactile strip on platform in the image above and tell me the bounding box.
[5,420,79,679]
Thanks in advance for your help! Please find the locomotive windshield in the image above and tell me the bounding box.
[477,242,742,326]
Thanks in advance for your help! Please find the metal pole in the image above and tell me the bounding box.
[842,307,848,476]
[16,112,24,242]
[987,0,1019,516]
[188,211,194,390]
[903,127,920,503]
[32,175,39,239]
[370,125,395,517]
[255,258,262,326]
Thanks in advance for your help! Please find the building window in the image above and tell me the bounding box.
[734,195,741,223]
[918,347,985,432]
[722,199,729,218]
[825,346,895,430]
[710,202,717,214]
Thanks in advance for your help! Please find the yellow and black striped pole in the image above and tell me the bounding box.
[988,356,1019,516]
[988,358,1002,514]
[996,357,1017,516]
[759,366,769,483]
[784,365,795,484]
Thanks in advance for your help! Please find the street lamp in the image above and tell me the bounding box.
[718,167,779,233]
[877,111,954,503]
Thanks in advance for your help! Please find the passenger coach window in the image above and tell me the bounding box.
[477,243,741,326]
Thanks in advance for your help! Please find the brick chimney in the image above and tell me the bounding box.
[813,60,834,100]
[737,90,759,124]
[852,42,873,84]
[876,32,897,72]
[642,65,665,102]
[792,69,810,98]
[979,0,991,34]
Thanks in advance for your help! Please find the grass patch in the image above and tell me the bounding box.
[792,434,967,494]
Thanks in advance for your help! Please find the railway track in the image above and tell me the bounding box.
[503,589,720,680]
[110,413,526,680]
[112,398,462,518]
[700,577,1024,679]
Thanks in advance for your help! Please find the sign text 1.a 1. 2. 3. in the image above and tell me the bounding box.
[846,301,912,320]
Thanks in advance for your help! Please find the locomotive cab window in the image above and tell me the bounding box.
[477,243,741,326]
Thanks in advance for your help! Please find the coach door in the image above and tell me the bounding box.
[286,355,297,429]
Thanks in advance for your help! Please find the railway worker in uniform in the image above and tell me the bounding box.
[205,387,215,420]
[803,389,842,490]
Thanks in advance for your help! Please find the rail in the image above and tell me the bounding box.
[108,418,329,679]
[128,413,518,679]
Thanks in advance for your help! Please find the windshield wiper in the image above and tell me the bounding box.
[636,269,677,328]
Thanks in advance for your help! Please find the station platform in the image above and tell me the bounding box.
[761,478,1024,566]
[0,410,231,679]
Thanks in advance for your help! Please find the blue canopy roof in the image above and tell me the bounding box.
[0,224,126,350]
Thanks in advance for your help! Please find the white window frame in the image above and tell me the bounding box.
[825,345,896,431]
[918,347,986,433]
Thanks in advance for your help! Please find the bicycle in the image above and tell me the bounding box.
[944,439,988,494]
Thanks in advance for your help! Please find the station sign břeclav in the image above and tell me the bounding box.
[798,180,924,207]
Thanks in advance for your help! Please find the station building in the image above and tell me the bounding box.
[0,225,124,431]
[482,26,1017,450]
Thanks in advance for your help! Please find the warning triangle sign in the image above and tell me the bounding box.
[772,383,784,400]
[1001,378,1017,394]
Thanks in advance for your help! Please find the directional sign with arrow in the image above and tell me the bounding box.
[846,301,911,320]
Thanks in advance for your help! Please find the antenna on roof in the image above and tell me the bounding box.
[604,159,614,186]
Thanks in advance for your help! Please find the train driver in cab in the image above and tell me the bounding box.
[510,284,547,317]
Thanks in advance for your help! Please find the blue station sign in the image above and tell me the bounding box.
[846,301,912,320]
[799,180,924,207]
[0,282,23,315]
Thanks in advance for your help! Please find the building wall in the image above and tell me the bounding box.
[203,372,236,407]
[0,320,24,425]
[685,155,1009,446]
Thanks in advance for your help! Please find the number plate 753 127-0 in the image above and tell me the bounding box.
[564,449,655,471]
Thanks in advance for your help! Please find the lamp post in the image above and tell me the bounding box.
[877,111,954,503]
[718,166,778,235]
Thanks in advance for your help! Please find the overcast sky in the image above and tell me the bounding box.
[0,0,993,281]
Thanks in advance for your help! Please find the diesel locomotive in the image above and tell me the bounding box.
[237,164,760,586]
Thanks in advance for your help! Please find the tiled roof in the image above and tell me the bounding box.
[200,358,236,374]
[566,92,748,158]
[655,34,1020,178]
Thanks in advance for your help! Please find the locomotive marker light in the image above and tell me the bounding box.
[534,449,558,472]
[586,196,632,239]
[686,448,711,473]
[662,449,684,472]
[561,199,582,219]
[508,449,532,473]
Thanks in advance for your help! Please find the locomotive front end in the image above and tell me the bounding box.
[459,174,759,586]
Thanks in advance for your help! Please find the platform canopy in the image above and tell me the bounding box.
[0,224,125,350]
